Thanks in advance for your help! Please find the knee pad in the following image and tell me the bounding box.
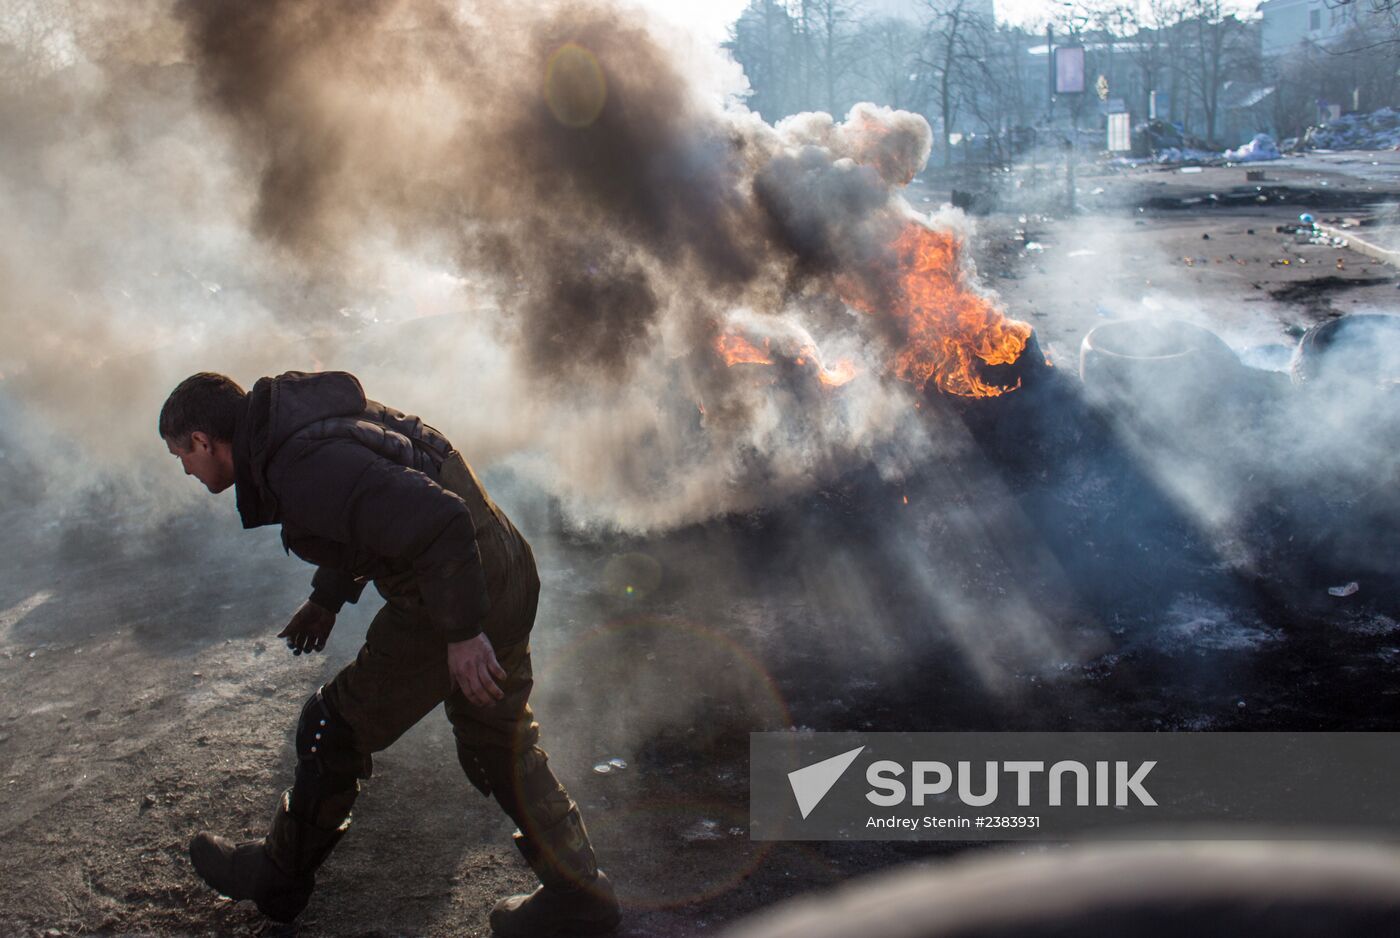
[480,744,573,832]
[295,689,371,778]
[291,690,370,827]
[455,738,494,797]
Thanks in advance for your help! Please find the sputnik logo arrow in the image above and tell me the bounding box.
[788,745,865,819]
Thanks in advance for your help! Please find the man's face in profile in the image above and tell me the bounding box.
[165,431,236,494]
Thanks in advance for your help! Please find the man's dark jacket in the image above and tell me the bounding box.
[232,371,531,644]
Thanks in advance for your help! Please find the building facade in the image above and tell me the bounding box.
[1259,0,1366,55]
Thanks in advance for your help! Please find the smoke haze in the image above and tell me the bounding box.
[2,3,1395,791]
[0,0,993,532]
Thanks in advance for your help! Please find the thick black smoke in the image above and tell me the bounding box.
[161,0,957,527]
[0,0,965,530]
[173,0,932,377]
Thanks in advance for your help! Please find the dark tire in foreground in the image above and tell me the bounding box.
[722,842,1400,938]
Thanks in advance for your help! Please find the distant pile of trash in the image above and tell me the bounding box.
[1119,121,1282,165]
[1106,107,1400,167]
[1288,107,1400,151]
[1223,134,1281,162]
[1133,119,1214,161]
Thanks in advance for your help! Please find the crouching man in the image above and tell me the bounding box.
[160,370,619,936]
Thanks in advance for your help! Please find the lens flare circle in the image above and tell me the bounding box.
[544,42,607,129]
[601,551,663,600]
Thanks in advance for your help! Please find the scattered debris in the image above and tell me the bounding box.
[1278,220,1349,247]
[592,757,628,774]
[680,818,725,842]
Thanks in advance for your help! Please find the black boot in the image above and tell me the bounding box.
[489,807,621,936]
[190,791,349,923]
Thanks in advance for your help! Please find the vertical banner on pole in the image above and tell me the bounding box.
[1054,46,1086,96]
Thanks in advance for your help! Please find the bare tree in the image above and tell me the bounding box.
[1325,0,1400,46]
[853,16,930,113]
[917,0,987,166]
[727,0,801,119]
[809,0,858,115]
[1147,0,1193,127]
[1179,0,1252,145]
[958,20,1039,164]
[1078,0,1134,109]
[1111,0,1170,122]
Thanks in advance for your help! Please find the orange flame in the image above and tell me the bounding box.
[715,333,858,388]
[715,333,773,366]
[814,355,857,388]
[848,222,1032,398]
[795,343,858,387]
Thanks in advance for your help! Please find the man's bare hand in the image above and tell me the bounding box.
[277,600,336,655]
[448,633,507,708]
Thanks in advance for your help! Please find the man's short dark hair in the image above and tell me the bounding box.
[159,372,246,445]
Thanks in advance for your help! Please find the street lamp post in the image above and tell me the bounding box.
[1053,2,1088,215]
